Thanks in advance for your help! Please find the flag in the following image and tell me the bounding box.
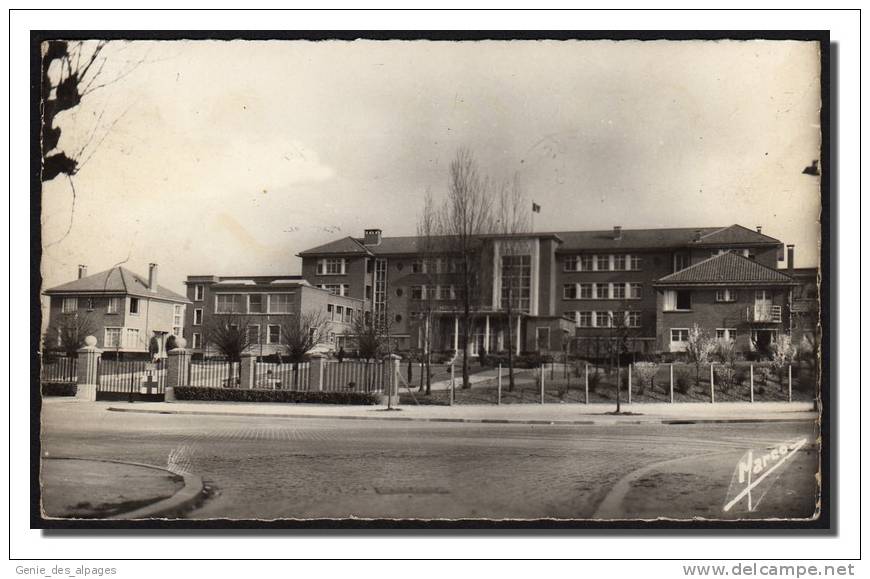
[532,202,541,213]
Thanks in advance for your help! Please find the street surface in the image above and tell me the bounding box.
[40,399,818,520]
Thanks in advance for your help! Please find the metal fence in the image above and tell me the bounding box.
[188,360,241,388]
[97,358,167,396]
[323,360,387,393]
[251,362,311,390]
[40,356,77,383]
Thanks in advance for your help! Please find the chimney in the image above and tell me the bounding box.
[363,228,382,246]
[148,263,158,292]
[787,245,795,276]
[77,264,87,279]
[693,229,702,242]
[613,225,623,240]
[756,226,763,234]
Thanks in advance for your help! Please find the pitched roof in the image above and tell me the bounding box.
[44,267,190,302]
[297,236,371,256]
[296,224,783,256]
[654,252,795,287]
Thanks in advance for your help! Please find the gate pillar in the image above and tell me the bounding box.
[239,353,257,390]
[75,336,102,402]
[166,338,192,402]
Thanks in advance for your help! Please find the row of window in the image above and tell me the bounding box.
[62,296,128,315]
[103,327,140,349]
[326,304,355,324]
[563,254,643,272]
[409,285,460,301]
[663,289,766,311]
[214,293,295,314]
[671,328,737,343]
[318,284,350,297]
[563,310,642,328]
[409,257,463,274]
[315,258,348,276]
[563,282,643,300]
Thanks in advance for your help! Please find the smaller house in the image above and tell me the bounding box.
[43,264,190,357]
[653,251,797,356]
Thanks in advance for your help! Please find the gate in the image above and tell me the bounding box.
[96,358,167,401]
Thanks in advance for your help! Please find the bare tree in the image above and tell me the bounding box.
[280,310,330,363]
[415,189,440,395]
[351,309,394,392]
[494,175,531,391]
[202,313,255,361]
[437,148,494,389]
[44,311,99,356]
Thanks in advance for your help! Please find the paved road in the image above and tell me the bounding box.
[40,401,818,520]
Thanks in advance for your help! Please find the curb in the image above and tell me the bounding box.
[106,406,816,426]
[42,456,204,520]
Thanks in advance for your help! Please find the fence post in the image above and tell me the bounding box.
[710,363,715,404]
[310,354,326,392]
[669,363,674,404]
[450,363,455,406]
[165,338,191,402]
[788,364,793,403]
[382,354,401,407]
[239,353,257,390]
[540,364,545,404]
[497,364,502,405]
[585,363,589,405]
[75,336,102,402]
[628,363,632,405]
[750,364,754,403]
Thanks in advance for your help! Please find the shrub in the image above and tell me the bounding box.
[588,370,602,393]
[633,362,658,394]
[173,387,381,405]
[674,369,691,394]
[714,365,736,391]
[41,382,77,396]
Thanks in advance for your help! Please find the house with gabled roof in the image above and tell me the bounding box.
[653,250,798,355]
[42,264,190,357]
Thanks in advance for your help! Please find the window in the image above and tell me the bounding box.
[194,284,205,301]
[596,255,610,271]
[317,258,346,275]
[629,255,642,270]
[563,311,577,324]
[395,288,403,297]
[267,325,281,344]
[671,328,689,343]
[627,312,641,328]
[106,297,121,314]
[365,285,372,300]
[126,328,140,349]
[563,284,577,300]
[335,306,344,321]
[500,255,532,312]
[612,283,626,299]
[215,294,243,313]
[104,328,122,348]
[396,262,404,271]
[341,284,350,297]
[674,253,690,272]
[563,256,578,272]
[629,283,642,299]
[579,255,594,271]
[268,294,293,314]
[345,308,353,323]
[194,308,203,325]
[715,289,737,302]
[579,283,593,299]
[578,312,593,328]
[411,286,424,300]
[327,304,334,320]
[395,314,403,323]
[411,259,425,273]
[248,294,265,313]
[322,284,341,296]
[596,312,611,328]
[716,328,737,341]
[129,297,140,315]
[595,284,609,299]
[664,290,691,311]
[192,333,202,349]
[173,305,185,336]
[62,297,77,314]
[82,297,95,311]
[248,325,260,345]
[613,255,626,271]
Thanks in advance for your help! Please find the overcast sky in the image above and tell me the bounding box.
[41,39,822,294]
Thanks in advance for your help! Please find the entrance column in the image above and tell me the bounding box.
[516,315,522,356]
[484,315,490,352]
[453,316,459,352]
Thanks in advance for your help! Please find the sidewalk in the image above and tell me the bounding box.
[104,399,818,425]
[40,456,203,520]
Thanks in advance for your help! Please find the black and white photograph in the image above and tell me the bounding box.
[32,31,827,528]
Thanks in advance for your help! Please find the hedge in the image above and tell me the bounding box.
[173,386,381,405]
[42,382,77,397]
